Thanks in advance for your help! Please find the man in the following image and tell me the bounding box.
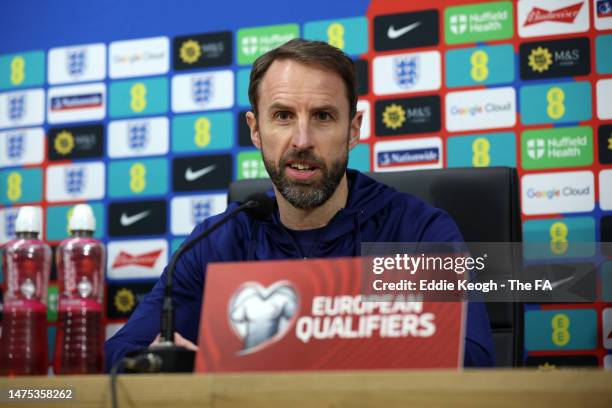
[105,39,495,369]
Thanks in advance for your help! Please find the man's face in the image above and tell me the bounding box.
[246,59,362,209]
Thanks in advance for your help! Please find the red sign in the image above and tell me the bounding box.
[111,249,162,269]
[196,258,465,372]
[524,2,584,26]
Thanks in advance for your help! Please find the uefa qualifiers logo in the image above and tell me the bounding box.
[228,281,299,355]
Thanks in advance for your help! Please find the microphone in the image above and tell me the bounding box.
[126,193,275,373]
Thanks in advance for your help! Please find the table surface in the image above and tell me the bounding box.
[1,369,611,408]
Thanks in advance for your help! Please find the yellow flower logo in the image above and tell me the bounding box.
[54,130,75,155]
[382,104,406,130]
[528,47,553,73]
[114,288,136,313]
[180,39,201,64]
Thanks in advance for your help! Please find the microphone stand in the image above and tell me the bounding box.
[125,200,260,373]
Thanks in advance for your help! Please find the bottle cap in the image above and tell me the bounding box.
[69,204,96,232]
[15,206,41,233]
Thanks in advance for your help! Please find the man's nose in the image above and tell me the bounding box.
[291,119,313,151]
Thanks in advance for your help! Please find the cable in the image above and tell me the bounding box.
[110,358,126,408]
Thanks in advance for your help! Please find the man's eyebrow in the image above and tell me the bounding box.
[312,104,340,115]
[267,102,293,113]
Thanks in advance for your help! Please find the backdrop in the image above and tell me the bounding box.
[0,0,610,371]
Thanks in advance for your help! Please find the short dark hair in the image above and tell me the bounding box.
[248,38,357,118]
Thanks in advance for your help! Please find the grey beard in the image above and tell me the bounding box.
[263,151,347,210]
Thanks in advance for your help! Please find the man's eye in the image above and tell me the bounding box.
[275,111,291,120]
[316,112,332,121]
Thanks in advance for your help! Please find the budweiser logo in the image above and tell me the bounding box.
[524,2,584,26]
[112,249,163,269]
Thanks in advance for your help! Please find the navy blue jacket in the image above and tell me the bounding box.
[105,169,495,370]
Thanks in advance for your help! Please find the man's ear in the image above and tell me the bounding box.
[246,111,261,149]
[348,110,363,150]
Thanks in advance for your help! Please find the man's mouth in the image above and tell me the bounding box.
[286,161,319,172]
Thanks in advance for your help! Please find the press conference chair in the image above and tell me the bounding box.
[228,167,524,367]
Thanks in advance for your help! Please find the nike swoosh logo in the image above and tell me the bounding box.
[387,21,421,39]
[120,210,151,227]
[185,164,217,181]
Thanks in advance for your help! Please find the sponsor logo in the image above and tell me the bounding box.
[109,36,169,79]
[170,193,226,235]
[107,158,168,198]
[303,17,368,56]
[446,87,516,132]
[48,124,104,161]
[0,168,42,205]
[0,89,44,129]
[229,281,298,353]
[525,309,597,350]
[46,162,105,202]
[107,282,155,319]
[355,59,369,96]
[48,43,106,85]
[521,126,593,169]
[521,171,594,215]
[237,24,299,65]
[524,2,583,26]
[520,37,590,80]
[374,10,438,51]
[445,1,513,45]
[109,77,169,118]
[600,169,612,210]
[518,0,589,38]
[520,82,592,125]
[598,124,612,164]
[374,137,443,172]
[172,112,233,153]
[6,133,24,159]
[173,31,232,70]
[185,164,217,181]
[109,200,166,237]
[445,44,515,88]
[522,216,595,260]
[237,151,268,180]
[0,51,45,91]
[108,117,169,158]
[357,100,370,140]
[107,239,167,280]
[447,132,517,168]
[173,154,232,192]
[172,71,234,113]
[375,95,440,136]
[525,355,599,368]
[0,207,20,243]
[47,83,106,124]
[596,0,612,29]
[373,51,441,96]
[597,79,612,119]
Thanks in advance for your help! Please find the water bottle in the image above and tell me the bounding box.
[0,206,51,376]
[54,204,105,374]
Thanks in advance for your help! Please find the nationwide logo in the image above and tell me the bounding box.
[229,281,298,353]
[49,124,104,161]
[374,137,443,171]
[112,249,163,269]
[67,49,86,76]
[524,2,583,26]
[174,32,232,70]
[520,37,590,80]
[528,47,553,72]
[445,2,513,45]
[373,10,439,51]
[50,93,102,111]
[6,133,24,159]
